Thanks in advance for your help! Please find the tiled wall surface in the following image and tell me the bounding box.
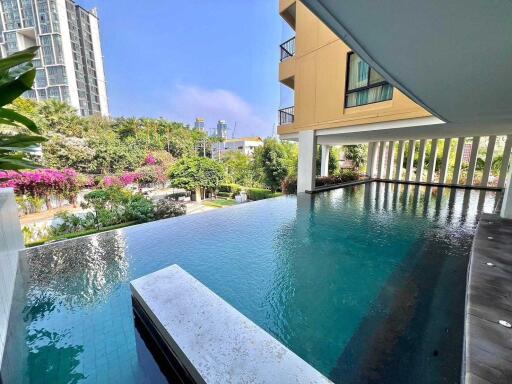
[0,189,23,368]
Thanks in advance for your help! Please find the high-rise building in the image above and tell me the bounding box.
[216,120,228,139]
[0,0,109,116]
[194,117,205,131]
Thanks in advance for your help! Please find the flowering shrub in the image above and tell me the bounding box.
[100,175,124,188]
[0,169,85,202]
[119,172,141,186]
[136,165,167,187]
[145,153,157,165]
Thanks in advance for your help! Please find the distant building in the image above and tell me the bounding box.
[212,137,264,158]
[216,120,228,139]
[0,0,109,116]
[194,117,205,131]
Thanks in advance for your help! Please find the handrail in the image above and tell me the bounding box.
[278,106,294,125]
[280,36,296,62]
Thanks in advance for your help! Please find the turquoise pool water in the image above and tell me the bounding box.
[1,182,500,383]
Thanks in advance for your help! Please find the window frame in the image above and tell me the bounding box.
[344,52,393,108]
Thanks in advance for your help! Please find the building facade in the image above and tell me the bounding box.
[278,0,430,138]
[212,136,263,158]
[278,0,511,195]
[194,117,205,131]
[216,120,228,139]
[0,0,109,116]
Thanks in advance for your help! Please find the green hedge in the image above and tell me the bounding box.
[246,188,281,201]
[219,184,242,194]
[217,191,233,198]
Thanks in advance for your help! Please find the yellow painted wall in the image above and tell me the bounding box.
[278,0,431,135]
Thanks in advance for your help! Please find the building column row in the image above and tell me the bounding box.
[296,133,512,194]
[368,135,511,188]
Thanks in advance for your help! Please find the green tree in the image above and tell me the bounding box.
[0,47,45,170]
[37,100,82,136]
[43,135,96,172]
[254,138,289,192]
[221,151,257,186]
[281,141,299,176]
[87,130,145,174]
[169,157,224,200]
[344,144,366,170]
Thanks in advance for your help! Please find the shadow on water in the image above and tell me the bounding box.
[328,183,499,384]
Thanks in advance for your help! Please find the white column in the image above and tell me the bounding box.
[501,166,512,219]
[466,136,480,186]
[385,141,395,179]
[500,164,512,219]
[320,145,330,177]
[416,139,427,182]
[395,140,405,181]
[480,135,496,187]
[452,137,465,185]
[405,139,416,181]
[377,141,386,178]
[439,138,452,184]
[366,142,375,178]
[297,130,317,193]
[427,138,438,183]
[498,135,512,188]
[368,142,379,178]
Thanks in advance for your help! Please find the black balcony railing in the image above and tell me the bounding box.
[279,106,294,125]
[280,36,295,62]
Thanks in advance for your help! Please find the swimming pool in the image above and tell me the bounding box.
[1,182,500,383]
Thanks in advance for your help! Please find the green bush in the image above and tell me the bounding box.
[218,184,242,194]
[316,170,360,187]
[154,198,186,220]
[81,186,155,228]
[247,188,281,201]
[281,176,297,194]
[217,191,233,198]
[125,195,155,222]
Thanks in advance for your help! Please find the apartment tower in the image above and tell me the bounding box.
[0,0,109,116]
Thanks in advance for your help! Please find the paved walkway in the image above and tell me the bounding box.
[186,202,217,215]
[20,206,84,226]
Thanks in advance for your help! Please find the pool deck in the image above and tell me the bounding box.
[463,213,512,383]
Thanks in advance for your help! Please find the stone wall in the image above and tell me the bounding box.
[0,189,23,368]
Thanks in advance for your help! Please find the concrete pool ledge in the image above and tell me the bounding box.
[463,213,512,383]
[130,264,332,383]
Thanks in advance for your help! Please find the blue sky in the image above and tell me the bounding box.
[79,0,283,137]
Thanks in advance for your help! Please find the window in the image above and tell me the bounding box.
[47,86,61,99]
[37,89,47,99]
[35,69,47,88]
[345,52,393,108]
[39,35,55,65]
[47,66,67,85]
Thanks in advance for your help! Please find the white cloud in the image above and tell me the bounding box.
[166,85,273,137]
